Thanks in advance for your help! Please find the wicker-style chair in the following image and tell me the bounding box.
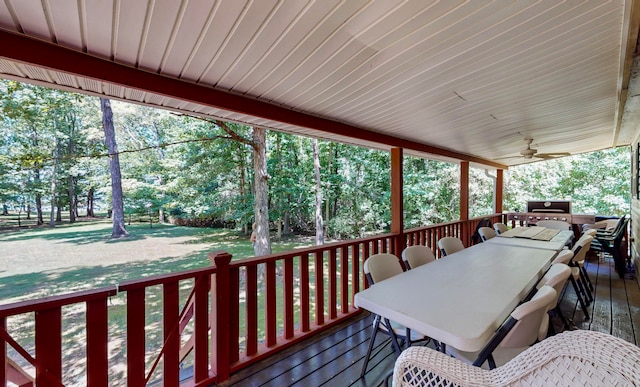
[401,245,436,270]
[393,330,640,386]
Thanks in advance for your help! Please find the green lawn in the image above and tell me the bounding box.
[0,218,310,304]
[1,218,314,385]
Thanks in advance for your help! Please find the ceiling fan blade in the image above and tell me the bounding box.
[534,152,571,160]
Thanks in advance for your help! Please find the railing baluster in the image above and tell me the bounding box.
[194,274,210,382]
[314,251,324,326]
[163,281,180,386]
[127,288,146,387]
[329,249,337,320]
[340,245,349,314]
[246,265,258,356]
[86,297,109,387]
[35,307,61,386]
[229,267,240,363]
[351,243,360,307]
[284,257,294,339]
[265,261,277,347]
[300,253,310,332]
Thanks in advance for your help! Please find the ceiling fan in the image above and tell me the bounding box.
[518,138,570,160]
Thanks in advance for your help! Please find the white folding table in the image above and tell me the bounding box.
[485,229,574,252]
[353,243,557,352]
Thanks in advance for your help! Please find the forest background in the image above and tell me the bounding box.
[0,80,631,250]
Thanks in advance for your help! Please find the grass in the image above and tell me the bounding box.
[0,217,314,386]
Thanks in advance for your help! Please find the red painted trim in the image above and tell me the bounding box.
[162,282,180,386]
[328,250,337,320]
[126,289,146,387]
[0,316,6,386]
[495,169,504,213]
[245,266,258,356]
[265,261,277,347]
[86,298,108,387]
[299,253,310,332]
[283,258,294,339]
[212,252,232,382]
[460,162,469,221]
[340,245,349,314]
[229,267,240,364]
[314,251,325,326]
[193,275,210,382]
[35,308,61,386]
[0,287,117,316]
[0,31,508,169]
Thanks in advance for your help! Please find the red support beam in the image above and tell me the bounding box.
[460,162,469,221]
[495,169,504,213]
[391,148,404,256]
[0,30,508,169]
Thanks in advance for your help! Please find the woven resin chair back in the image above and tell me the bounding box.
[401,245,436,270]
[393,330,640,386]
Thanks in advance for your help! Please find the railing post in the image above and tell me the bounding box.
[210,251,233,382]
[0,316,6,386]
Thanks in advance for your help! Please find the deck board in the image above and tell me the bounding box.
[215,256,639,387]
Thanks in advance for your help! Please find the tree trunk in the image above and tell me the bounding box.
[26,203,31,219]
[87,187,95,217]
[35,191,43,225]
[313,139,324,245]
[101,98,129,238]
[252,126,271,256]
[68,175,76,223]
[56,197,62,222]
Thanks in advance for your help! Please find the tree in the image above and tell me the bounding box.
[100,98,128,238]
[313,139,324,245]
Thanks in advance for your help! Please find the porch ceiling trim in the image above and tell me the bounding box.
[0,30,507,170]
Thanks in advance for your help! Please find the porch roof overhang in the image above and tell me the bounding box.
[1,1,639,169]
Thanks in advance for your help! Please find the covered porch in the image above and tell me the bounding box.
[218,253,640,386]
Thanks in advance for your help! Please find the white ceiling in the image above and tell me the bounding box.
[0,0,638,168]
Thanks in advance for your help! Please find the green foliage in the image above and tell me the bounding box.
[0,79,632,239]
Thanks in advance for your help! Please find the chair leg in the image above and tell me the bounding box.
[382,318,403,354]
[361,314,381,378]
[577,274,593,304]
[554,305,570,331]
[570,276,590,320]
[580,264,594,291]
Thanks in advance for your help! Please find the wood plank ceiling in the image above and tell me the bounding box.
[0,0,638,168]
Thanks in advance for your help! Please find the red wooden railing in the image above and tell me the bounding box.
[0,215,506,386]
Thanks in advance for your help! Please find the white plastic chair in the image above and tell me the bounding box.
[571,235,595,302]
[478,227,496,241]
[552,248,590,319]
[361,253,427,377]
[401,245,436,270]
[536,263,572,333]
[438,237,465,256]
[446,285,556,369]
[493,222,508,235]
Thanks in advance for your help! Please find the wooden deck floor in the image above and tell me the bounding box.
[215,255,640,387]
